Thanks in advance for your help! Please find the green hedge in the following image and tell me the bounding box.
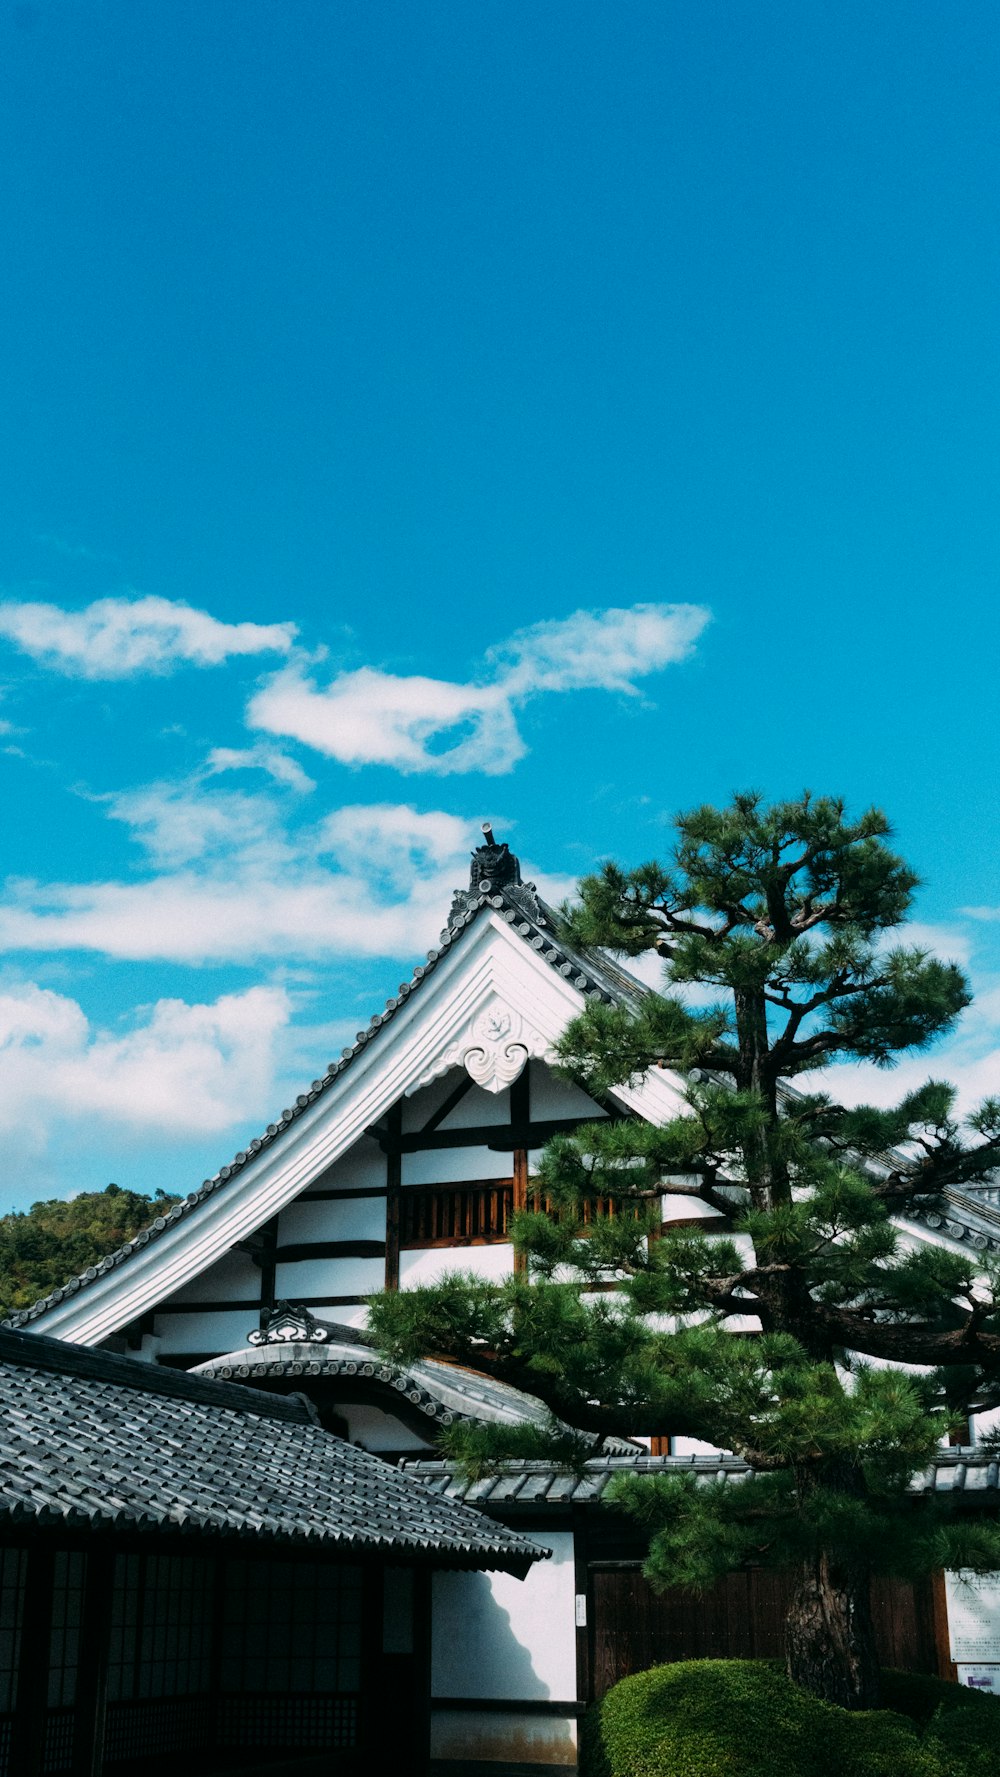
[582,1660,1000,1777]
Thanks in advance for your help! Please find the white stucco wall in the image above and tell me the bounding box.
[399,1244,515,1288]
[274,1255,385,1299]
[277,1194,385,1243]
[402,1145,514,1186]
[431,1530,575,1701]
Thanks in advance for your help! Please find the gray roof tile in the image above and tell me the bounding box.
[0,1329,545,1575]
[399,1449,1000,1507]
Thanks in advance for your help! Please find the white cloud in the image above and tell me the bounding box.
[248,665,523,775]
[0,594,296,678]
[205,744,316,794]
[247,601,711,774]
[0,981,291,1139]
[495,603,710,694]
[101,781,285,870]
[0,798,485,964]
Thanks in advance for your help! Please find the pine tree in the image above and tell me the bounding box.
[369,793,1000,1709]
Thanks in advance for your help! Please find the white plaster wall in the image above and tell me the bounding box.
[163,1249,261,1305]
[277,1196,385,1243]
[304,1135,386,1193]
[402,1071,466,1132]
[440,1083,511,1129]
[400,1245,514,1289]
[402,1146,513,1186]
[274,1256,384,1298]
[154,1309,260,1354]
[528,1061,606,1123]
[432,1530,575,1701]
[328,1302,370,1330]
[661,1192,725,1224]
[342,1404,434,1452]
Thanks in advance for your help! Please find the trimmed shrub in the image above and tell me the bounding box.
[581,1660,985,1777]
[925,1700,1000,1777]
[879,1669,995,1730]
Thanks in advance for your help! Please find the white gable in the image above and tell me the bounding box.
[31,907,687,1347]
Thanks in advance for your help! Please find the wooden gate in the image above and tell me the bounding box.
[589,1565,942,1699]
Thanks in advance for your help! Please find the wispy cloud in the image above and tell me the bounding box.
[0,980,291,1139]
[494,603,709,694]
[249,666,522,775]
[0,594,297,678]
[0,796,484,964]
[205,744,316,794]
[247,602,710,774]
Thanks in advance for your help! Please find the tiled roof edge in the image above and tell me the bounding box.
[0,1324,313,1423]
[5,890,622,1330]
[400,1448,1000,1500]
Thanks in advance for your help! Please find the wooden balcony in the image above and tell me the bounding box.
[398,1180,642,1249]
[400,1179,513,1248]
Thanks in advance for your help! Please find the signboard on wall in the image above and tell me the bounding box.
[956,1666,1000,1694]
[946,1571,1000,1661]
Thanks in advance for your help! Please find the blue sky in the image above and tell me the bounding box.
[0,1,998,1210]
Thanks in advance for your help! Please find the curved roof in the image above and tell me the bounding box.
[192,1309,642,1452]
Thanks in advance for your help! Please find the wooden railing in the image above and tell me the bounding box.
[399,1181,644,1248]
[400,1179,513,1248]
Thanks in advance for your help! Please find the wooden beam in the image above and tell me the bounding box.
[297,1186,387,1202]
[511,1069,530,1273]
[257,1216,278,1328]
[370,1113,625,1155]
[276,1240,385,1263]
[573,1503,592,1705]
[385,1101,402,1291]
[931,1568,956,1680]
[420,1074,474,1134]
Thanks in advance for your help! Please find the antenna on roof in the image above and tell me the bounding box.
[481,821,496,847]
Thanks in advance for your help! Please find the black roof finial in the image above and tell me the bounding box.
[446,821,543,927]
[469,822,521,893]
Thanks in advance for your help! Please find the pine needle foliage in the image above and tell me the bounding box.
[368,793,1000,1703]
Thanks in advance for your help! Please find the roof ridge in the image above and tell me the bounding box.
[0,1325,313,1422]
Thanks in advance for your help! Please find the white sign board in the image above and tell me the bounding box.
[946,1571,1000,1661]
[956,1665,1000,1695]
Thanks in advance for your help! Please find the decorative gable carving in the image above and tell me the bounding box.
[409,997,552,1096]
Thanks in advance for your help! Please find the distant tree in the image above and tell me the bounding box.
[0,1182,181,1318]
[370,792,1000,1710]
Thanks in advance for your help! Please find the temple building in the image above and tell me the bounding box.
[7,828,1000,1774]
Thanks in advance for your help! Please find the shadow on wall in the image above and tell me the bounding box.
[434,1569,552,1699]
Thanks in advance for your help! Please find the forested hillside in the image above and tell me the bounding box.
[0,1183,182,1319]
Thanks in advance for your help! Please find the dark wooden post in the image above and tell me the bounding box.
[72,1550,113,1777]
[931,1569,956,1680]
[10,1542,55,1777]
[385,1102,402,1290]
[510,1068,530,1274]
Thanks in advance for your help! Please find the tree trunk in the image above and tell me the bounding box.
[785,1549,880,1710]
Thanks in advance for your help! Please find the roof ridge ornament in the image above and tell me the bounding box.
[249,1301,333,1346]
[448,822,542,926]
